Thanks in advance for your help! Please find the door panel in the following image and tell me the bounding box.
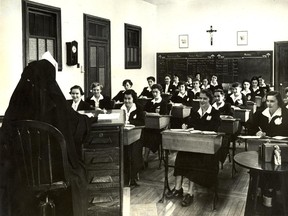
[274,41,288,95]
[84,14,111,98]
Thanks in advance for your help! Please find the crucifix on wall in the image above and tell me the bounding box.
[206,25,217,46]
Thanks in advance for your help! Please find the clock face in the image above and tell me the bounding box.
[72,45,77,53]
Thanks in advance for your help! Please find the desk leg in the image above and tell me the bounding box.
[244,170,260,216]
[280,174,288,215]
[159,149,170,203]
[231,135,238,178]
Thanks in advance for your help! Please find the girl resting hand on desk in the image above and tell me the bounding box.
[121,89,144,126]
[166,89,221,207]
[248,91,288,137]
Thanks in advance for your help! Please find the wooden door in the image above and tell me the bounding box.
[84,15,111,97]
[274,41,288,95]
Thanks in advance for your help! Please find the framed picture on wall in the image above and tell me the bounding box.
[179,34,189,48]
[237,31,248,45]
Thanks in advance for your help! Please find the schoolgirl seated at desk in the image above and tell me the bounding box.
[186,75,193,90]
[170,81,193,128]
[139,76,155,99]
[248,91,288,137]
[121,90,145,186]
[226,82,247,108]
[250,76,263,102]
[85,82,112,110]
[166,89,221,207]
[190,79,201,99]
[247,91,288,203]
[201,77,210,90]
[67,85,91,111]
[143,84,169,167]
[113,79,137,103]
[209,75,223,93]
[170,81,193,106]
[212,89,233,116]
[241,79,252,101]
[161,74,177,95]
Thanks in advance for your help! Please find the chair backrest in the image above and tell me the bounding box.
[11,120,70,191]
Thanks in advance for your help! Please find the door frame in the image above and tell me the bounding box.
[274,41,288,92]
[83,14,111,98]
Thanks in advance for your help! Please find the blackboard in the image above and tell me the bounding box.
[157,51,273,85]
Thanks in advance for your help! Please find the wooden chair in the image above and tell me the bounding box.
[11,120,70,216]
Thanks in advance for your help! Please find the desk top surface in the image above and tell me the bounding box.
[80,109,125,126]
[234,151,288,173]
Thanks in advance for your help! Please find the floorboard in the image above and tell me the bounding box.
[130,144,249,216]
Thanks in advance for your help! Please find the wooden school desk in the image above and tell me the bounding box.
[159,129,224,209]
[81,109,125,216]
[234,151,288,216]
[218,116,241,177]
[123,125,145,186]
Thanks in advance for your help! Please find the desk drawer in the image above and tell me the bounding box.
[86,130,120,148]
[83,148,120,165]
[87,169,120,187]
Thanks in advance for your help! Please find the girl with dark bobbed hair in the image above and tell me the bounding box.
[166,89,221,207]
[67,85,91,111]
[248,91,288,137]
[113,79,137,103]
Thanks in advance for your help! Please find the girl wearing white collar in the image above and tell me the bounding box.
[250,76,262,101]
[121,90,145,186]
[191,79,201,99]
[143,84,169,168]
[248,91,288,137]
[139,76,155,99]
[121,89,144,126]
[226,82,247,108]
[209,75,223,93]
[85,82,112,110]
[212,89,233,116]
[170,81,193,106]
[201,78,210,90]
[241,79,252,101]
[166,89,221,207]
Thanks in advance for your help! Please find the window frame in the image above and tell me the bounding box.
[124,23,142,69]
[22,0,62,71]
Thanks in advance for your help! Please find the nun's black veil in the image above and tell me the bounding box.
[0,59,90,216]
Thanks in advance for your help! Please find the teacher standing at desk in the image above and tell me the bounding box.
[166,89,221,207]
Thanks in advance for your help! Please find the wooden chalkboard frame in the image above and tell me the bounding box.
[157,51,273,87]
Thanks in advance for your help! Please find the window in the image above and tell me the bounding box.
[125,24,142,69]
[22,0,62,70]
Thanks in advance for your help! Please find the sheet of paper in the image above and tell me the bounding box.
[238,135,261,139]
[272,136,288,140]
[98,113,120,120]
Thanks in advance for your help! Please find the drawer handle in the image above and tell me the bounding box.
[98,133,104,137]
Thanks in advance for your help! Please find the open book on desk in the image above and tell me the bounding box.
[98,113,120,120]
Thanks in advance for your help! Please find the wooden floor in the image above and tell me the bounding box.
[130,143,249,216]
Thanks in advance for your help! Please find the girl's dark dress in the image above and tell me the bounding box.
[122,103,145,185]
[248,108,288,137]
[226,93,247,108]
[250,87,263,102]
[170,91,193,128]
[170,91,193,106]
[209,83,223,93]
[143,99,169,153]
[67,99,92,111]
[113,89,137,102]
[174,107,221,187]
[139,87,153,99]
[85,95,113,110]
[212,102,233,116]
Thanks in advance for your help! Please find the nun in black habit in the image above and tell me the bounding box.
[0,55,92,216]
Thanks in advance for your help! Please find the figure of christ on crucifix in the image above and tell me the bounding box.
[206,25,217,46]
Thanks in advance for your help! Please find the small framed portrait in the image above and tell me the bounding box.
[237,31,248,46]
[179,34,189,48]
